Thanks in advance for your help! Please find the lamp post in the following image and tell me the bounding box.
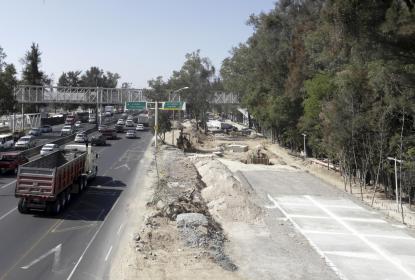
[170,87,189,145]
[387,157,403,211]
[302,133,307,159]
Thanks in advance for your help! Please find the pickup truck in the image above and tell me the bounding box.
[0,152,29,174]
[15,144,98,214]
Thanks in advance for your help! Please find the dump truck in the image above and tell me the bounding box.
[15,144,98,214]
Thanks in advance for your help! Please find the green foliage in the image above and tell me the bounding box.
[220,0,415,197]
[21,43,50,86]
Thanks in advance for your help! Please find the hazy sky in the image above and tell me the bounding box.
[0,0,275,88]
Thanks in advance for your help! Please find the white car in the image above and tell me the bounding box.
[74,121,82,128]
[126,130,137,138]
[117,119,125,125]
[15,136,36,149]
[61,125,74,136]
[40,143,61,156]
[74,132,87,143]
[136,124,144,131]
[125,120,134,127]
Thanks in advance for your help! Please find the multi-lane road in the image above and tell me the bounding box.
[0,123,153,280]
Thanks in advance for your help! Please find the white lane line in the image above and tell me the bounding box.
[0,207,17,221]
[117,223,124,236]
[289,214,329,219]
[267,194,348,280]
[1,180,16,189]
[304,230,415,241]
[341,217,386,223]
[104,246,113,262]
[305,195,415,280]
[66,198,120,280]
[323,251,381,260]
[281,202,365,210]
[363,233,415,241]
[303,230,350,236]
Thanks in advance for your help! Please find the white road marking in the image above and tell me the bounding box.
[113,163,131,171]
[303,230,350,236]
[305,195,415,280]
[1,180,16,189]
[21,243,62,271]
[280,202,364,210]
[267,194,348,280]
[323,251,381,260]
[341,217,386,223]
[289,214,329,219]
[66,198,120,280]
[0,207,17,221]
[117,223,124,236]
[104,246,113,262]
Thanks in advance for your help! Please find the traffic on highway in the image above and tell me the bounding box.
[0,110,152,279]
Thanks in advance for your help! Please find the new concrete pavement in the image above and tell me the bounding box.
[0,126,153,280]
[240,168,415,280]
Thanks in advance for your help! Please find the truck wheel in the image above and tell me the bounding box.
[66,191,71,205]
[52,199,62,215]
[18,199,29,214]
[60,194,66,209]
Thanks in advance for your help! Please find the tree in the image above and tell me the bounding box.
[21,43,49,86]
[80,67,120,88]
[169,50,216,131]
[0,63,18,114]
[144,76,169,102]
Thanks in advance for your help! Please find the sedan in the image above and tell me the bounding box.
[117,119,125,125]
[136,124,144,131]
[98,125,107,132]
[40,143,61,156]
[74,121,82,128]
[74,132,88,143]
[125,130,137,138]
[28,128,42,136]
[40,125,53,133]
[90,134,106,146]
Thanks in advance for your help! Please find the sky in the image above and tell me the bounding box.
[0,0,275,88]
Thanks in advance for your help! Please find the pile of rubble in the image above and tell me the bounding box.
[134,146,237,272]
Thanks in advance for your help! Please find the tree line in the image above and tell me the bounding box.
[0,43,121,114]
[220,0,415,207]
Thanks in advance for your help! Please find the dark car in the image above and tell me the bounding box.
[90,134,106,146]
[115,124,124,133]
[0,152,28,174]
[101,128,117,140]
[40,125,53,133]
[98,124,107,132]
[221,123,237,133]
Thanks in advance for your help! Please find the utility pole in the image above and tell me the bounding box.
[155,101,158,149]
[302,133,307,159]
[387,157,403,211]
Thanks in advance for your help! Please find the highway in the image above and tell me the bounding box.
[0,124,153,280]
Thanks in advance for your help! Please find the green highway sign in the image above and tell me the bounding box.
[162,101,185,110]
[126,101,146,110]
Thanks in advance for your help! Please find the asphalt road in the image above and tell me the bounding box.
[0,126,153,280]
[239,168,415,280]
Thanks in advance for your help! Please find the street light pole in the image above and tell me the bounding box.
[155,101,158,149]
[170,87,189,146]
[387,157,403,211]
[302,133,307,159]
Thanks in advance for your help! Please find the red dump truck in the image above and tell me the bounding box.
[15,144,98,214]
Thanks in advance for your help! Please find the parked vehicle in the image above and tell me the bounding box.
[61,125,74,136]
[28,128,42,136]
[15,144,98,214]
[126,130,137,138]
[88,117,97,124]
[40,125,53,133]
[0,152,28,174]
[15,136,36,149]
[74,121,82,128]
[74,132,88,143]
[136,124,144,131]
[0,134,15,150]
[90,134,106,146]
[101,128,117,140]
[125,119,134,127]
[98,124,107,132]
[115,124,124,133]
[40,143,61,156]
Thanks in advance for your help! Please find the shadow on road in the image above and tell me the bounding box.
[32,178,125,221]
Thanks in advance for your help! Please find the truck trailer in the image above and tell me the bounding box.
[15,144,98,214]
